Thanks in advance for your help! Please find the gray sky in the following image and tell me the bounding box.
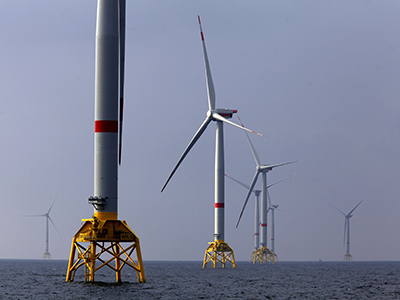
[1,0,399,262]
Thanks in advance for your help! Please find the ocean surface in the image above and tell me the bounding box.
[1,259,400,299]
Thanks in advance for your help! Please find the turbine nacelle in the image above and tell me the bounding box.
[214,108,237,119]
[258,161,296,173]
[207,108,237,120]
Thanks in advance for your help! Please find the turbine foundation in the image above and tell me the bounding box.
[66,217,145,283]
[249,246,275,264]
[203,240,236,268]
[42,251,52,260]
[343,253,353,261]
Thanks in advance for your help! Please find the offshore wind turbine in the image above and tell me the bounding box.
[66,0,145,283]
[331,199,364,261]
[161,16,265,269]
[226,173,296,263]
[236,117,295,264]
[225,174,261,252]
[266,189,279,262]
[23,193,62,259]
[266,173,296,262]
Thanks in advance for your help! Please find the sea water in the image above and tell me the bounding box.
[1,260,399,299]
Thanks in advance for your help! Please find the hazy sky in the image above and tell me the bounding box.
[1,0,399,262]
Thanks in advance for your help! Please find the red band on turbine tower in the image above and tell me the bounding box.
[261,223,267,227]
[95,120,118,133]
[215,203,224,208]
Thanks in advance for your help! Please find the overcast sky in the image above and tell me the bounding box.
[1,0,399,262]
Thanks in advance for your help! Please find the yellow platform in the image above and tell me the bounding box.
[203,240,236,268]
[343,253,353,261]
[66,217,145,283]
[249,246,275,264]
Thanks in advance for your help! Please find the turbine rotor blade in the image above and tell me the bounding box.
[237,116,261,166]
[21,214,46,217]
[212,112,267,138]
[198,16,215,111]
[48,216,62,239]
[118,0,126,165]
[347,199,364,216]
[330,204,346,216]
[161,116,212,192]
[225,174,250,190]
[267,173,298,189]
[48,189,62,214]
[236,171,260,228]
[343,219,347,247]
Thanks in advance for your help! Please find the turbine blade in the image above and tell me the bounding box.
[343,219,347,247]
[118,0,126,165]
[21,214,46,217]
[225,174,250,190]
[237,116,261,166]
[236,171,260,228]
[267,173,298,189]
[347,199,364,216]
[161,117,212,192]
[212,112,267,138]
[198,16,215,111]
[48,216,62,239]
[48,189,62,214]
[330,204,346,216]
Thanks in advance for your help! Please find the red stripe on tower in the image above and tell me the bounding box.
[95,120,118,133]
[261,223,267,227]
[215,203,224,208]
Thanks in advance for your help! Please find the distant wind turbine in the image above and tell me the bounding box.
[267,190,279,262]
[226,173,296,263]
[266,173,297,262]
[23,191,62,259]
[161,16,266,269]
[235,116,295,263]
[225,174,261,250]
[331,199,364,261]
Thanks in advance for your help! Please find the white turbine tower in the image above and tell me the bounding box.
[236,117,295,264]
[226,173,296,263]
[161,16,265,269]
[331,199,364,261]
[66,0,145,283]
[23,192,62,259]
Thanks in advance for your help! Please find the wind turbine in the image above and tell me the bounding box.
[23,192,62,259]
[226,173,296,263]
[66,0,145,283]
[225,174,261,252]
[161,16,266,269]
[266,173,297,262]
[267,198,279,262]
[331,199,364,261]
[236,117,295,264]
